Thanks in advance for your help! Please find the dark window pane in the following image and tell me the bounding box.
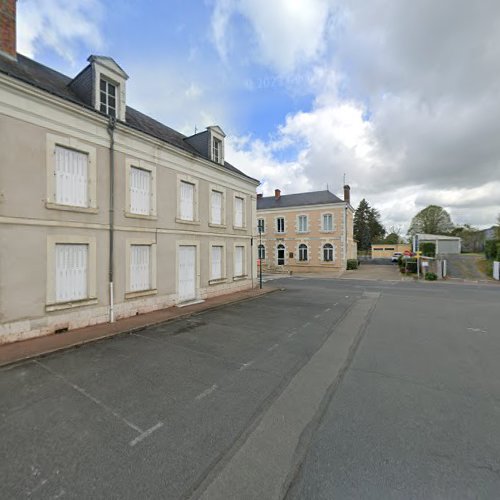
[100,79,106,92]
[109,108,116,117]
[108,96,116,107]
[100,104,107,113]
[108,84,116,97]
[100,91,107,104]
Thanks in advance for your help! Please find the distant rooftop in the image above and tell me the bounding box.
[257,190,343,210]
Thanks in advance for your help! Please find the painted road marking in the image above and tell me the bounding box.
[129,422,164,447]
[239,360,255,371]
[195,384,218,401]
[467,327,487,334]
[267,344,279,352]
[324,308,331,312]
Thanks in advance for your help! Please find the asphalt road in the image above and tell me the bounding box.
[1,277,499,499]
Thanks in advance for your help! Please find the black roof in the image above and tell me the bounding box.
[0,54,258,183]
[257,190,343,210]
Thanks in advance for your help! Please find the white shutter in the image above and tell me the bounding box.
[211,191,222,225]
[235,197,243,227]
[235,246,244,276]
[211,246,223,279]
[130,245,151,291]
[55,244,88,302]
[55,146,88,207]
[180,182,194,220]
[130,167,151,215]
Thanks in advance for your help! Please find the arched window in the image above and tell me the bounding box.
[298,244,308,262]
[277,244,285,265]
[323,243,334,262]
[258,244,265,260]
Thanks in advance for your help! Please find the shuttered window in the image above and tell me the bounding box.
[298,215,308,232]
[55,146,89,207]
[235,246,244,276]
[55,244,88,302]
[130,167,151,215]
[323,214,333,231]
[211,246,223,280]
[180,181,194,220]
[234,197,244,227]
[211,191,223,225]
[130,245,151,291]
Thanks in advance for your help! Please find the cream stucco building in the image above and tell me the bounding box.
[0,2,259,344]
[256,188,357,273]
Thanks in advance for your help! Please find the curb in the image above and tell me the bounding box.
[0,287,281,369]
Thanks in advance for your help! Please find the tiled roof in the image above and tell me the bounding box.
[0,54,258,183]
[257,190,343,210]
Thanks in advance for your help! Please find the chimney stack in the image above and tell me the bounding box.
[274,189,281,200]
[343,185,350,204]
[0,0,17,60]
[257,193,263,199]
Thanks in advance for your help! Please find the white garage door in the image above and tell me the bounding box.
[178,245,196,302]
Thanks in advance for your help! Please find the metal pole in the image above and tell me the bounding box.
[107,116,116,322]
[259,228,263,289]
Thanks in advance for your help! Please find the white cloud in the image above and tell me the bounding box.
[17,0,103,62]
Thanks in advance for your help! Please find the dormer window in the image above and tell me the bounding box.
[213,138,222,163]
[100,78,117,117]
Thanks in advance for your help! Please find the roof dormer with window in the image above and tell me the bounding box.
[184,125,226,166]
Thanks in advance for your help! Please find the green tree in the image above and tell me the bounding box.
[384,232,400,244]
[407,205,454,236]
[354,199,386,251]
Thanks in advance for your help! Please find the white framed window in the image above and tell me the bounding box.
[130,167,151,215]
[258,244,266,260]
[54,146,89,208]
[55,244,88,302]
[130,245,151,292]
[323,243,334,262]
[298,244,308,262]
[46,235,97,311]
[322,214,333,231]
[46,135,97,213]
[211,245,224,280]
[180,181,194,221]
[234,196,245,228]
[234,245,245,277]
[277,217,285,233]
[211,190,223,225]
[257,218,265,233]
[100,78,117,117]
[213,138,222,163]
[298,215,308,233]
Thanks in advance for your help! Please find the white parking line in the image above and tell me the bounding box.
[129,422,164,447]
[195,384,218,401]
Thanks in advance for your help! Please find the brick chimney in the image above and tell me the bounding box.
[343,184,350,204]
[0,0,16,60]
[274,189,281,200]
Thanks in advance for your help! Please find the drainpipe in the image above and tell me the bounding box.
[107,116,116,322]
[343,203,348,267]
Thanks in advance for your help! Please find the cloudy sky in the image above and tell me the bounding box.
[17,0,500,230]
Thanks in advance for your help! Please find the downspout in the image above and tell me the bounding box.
[343,203,348,268]
[107,116,116,322]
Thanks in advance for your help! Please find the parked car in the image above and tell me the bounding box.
[391,252,403,262]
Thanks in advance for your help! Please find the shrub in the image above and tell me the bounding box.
[425,272,437,281]
[485,240,500,260]
[420,242,436,257]
[346,259,358,270]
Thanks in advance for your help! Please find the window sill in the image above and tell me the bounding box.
[297,231,310,235]
[125,212,157,220]
[208,223,227,229]
[319,230,335,233]
[176,218,200,225]
[125,289,158,300]
[233,226,247,231]
[274,232,286,236]
[209,278,228,285]
[233,275,248,281]
[46,297,98,312]
[46,202,98,214]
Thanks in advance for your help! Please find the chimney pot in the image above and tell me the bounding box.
[257,193,263,199]
[274,189,281,200]
[343,185,351,204]
[0,0,17,60]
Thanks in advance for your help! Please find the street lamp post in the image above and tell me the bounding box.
[258,221,263,289]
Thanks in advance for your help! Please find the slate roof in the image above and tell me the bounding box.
[0,54,258,183]
[257,190,343,210]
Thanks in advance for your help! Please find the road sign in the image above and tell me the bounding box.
[403,250,411,256]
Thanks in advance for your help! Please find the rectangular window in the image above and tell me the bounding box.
[130,167,151,215]
[258,218,265,233]
[211,191,223,225]
[235,246,244,276]
[100,79,116,117]
[323,214,333,231]
[130,245,151,292]
[213,138,222,163]
[55,244,88,302]
[277,217,285,233]
[180,181,194,220]
[54,146,89,207]
[234,197,244,227]
[298,215,308,232]
[211,246,223,280]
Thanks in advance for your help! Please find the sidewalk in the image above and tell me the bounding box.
[0,286,278,368]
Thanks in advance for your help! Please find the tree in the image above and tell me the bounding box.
[354,199,386,251]
[407,205,454,236]
[384,232,401,244]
